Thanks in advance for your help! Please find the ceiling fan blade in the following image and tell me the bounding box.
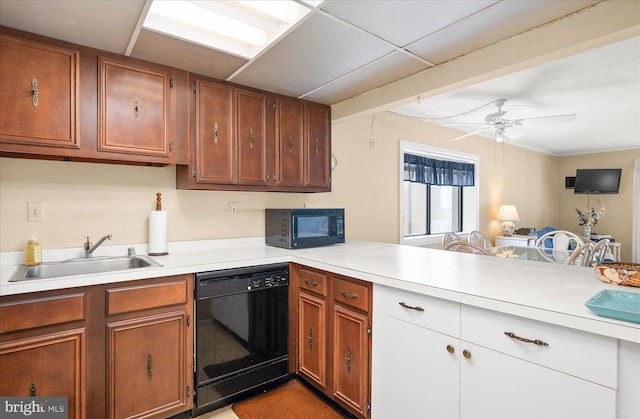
[443,122,488,127]
[502,105,533,120]
[448,127,491,142]
[516,114,577,125]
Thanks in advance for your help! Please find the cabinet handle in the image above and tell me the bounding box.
[307,327,313,350]
[31,78,38,107]
[463,349,471,359]
[213,122,219,143]
[446,345,455,354]
[504,332,549,347]
[134,99,140,121]
[288,134,294,152]
[340,290,357,299]
[30,383,37,397]
[303,278,318,287]
[345,346,352,372]
[147,354,153,380]
[399,302,424,311]
[314,138,320,155]
[249,128,254,148]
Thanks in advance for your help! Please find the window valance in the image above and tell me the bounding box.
[404,153,475,186]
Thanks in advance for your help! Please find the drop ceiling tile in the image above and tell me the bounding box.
[230,13,395,98]
[304,51,429,104]
[0,0,145,54]
[131,30,248,79]
[321,0,498,47]
[409,0,601,64]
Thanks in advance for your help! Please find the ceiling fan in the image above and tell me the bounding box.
[447,99,577,142]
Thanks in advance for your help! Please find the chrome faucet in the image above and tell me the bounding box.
[84,234,112,257]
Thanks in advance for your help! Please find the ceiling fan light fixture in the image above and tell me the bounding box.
[495,128,504,143]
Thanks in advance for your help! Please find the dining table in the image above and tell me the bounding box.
[489,245,574,264]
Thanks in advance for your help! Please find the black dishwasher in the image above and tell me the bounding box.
[193,263,290,416]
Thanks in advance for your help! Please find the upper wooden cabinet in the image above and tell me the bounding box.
[275,97,304,188]
[236,88,268,186]
[98,57,175,162]
[177,75,330,192]
[0,34,79,149]
[305,103,331,189]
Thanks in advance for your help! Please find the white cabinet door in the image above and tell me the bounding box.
[459,342,616,419]
[372,311,459,419]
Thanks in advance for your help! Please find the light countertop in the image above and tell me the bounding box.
[1,238,639,343]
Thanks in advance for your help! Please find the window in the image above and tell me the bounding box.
[400,141,479,246]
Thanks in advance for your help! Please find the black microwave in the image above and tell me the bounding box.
[265,208,345,249]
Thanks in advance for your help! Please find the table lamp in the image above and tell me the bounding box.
[498,205,519,237]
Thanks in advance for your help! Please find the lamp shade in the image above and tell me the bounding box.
[497,205,520,221]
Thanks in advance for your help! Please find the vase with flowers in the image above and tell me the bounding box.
[575,205,605,239]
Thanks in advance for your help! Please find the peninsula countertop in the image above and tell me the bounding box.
[1,238,638,343]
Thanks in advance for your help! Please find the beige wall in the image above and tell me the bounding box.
[557,150,639,261]
[1,120,637,259]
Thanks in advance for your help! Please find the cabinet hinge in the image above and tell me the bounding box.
[367,400,371,412]
[186,314,190,327]
[170,78,174,88]
[192,168,196,177]
[186,386,191,397]
[367,324,371,337]
[169,142,173,152]
[192,83,196,93]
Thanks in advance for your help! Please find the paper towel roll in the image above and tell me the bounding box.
[149,210,168,256]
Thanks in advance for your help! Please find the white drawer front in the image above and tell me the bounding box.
[373,284,460,337]
[461,305,617,388]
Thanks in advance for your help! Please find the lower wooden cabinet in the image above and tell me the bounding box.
[0,274,193,419]
[107,311,189,419]
[293,264,372,418]
[0,329,85,419]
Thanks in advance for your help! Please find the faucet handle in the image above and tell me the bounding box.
[128,247,136,257]
[84,236,92,251]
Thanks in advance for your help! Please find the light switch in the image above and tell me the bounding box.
[27,202,44,222]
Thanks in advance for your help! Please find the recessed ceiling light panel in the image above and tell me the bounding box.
[143,0,316,59]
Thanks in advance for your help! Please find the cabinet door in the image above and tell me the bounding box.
[333,305,369,418]
[276,98,304,187]
[236,89,267,185]
[0,329,85,419]
[298,292,327,389]
[372,312,459,419]
[459,342,616,419]
[0,34,79,148]
[98,57,172,159]
[107,311,189,419]
[304,104,330,189]
[195,80,234,184]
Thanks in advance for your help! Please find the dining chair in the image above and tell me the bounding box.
[442,232,462,249]
[469,231,492,250]
[564,242,594,266]
[590,239,610,264]
[535,230,584,250]
[444,241,489,255]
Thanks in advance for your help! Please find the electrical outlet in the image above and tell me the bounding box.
[229,202,238,215]
[27,202,44,222]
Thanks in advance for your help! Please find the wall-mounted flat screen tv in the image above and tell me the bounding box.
[573,168,621,194]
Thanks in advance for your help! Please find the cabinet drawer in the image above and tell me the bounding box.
[332,277,370,312]
[461,305,617,388]
[0,294,85,334]
[373,284,459,337]
[298,268,327,296]
[106,277,187,316]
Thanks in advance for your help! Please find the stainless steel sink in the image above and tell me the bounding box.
[9,255,163,282]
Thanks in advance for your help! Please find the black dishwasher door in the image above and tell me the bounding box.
[194,264,289,415]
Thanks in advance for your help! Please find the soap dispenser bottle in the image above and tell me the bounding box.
[24,235,42,266]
